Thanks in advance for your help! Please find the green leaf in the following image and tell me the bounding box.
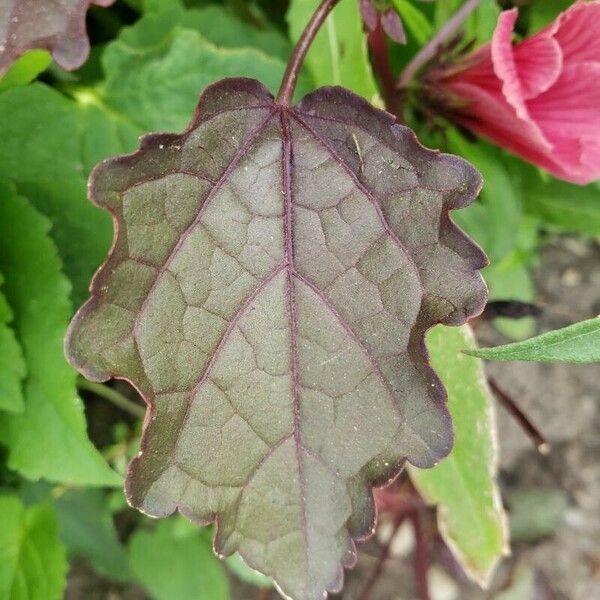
[391,1,433,45]
[0,50,51,92]
[54,488,130,582]
[409,325,508,586]
[0,181,120,486]
[522,175,600,236]
[66,79,487,600]
[467,317,600,363]
[447,132,521,264]
[287,0,378,100]
[100,27,310,132]
[434,0,500,45]
[117,4,290,61]
[0,274,26,413]
[129,519,229,600]
[0,83,139,305]
[527,0,572,33]
[484,255,537,340]
[0,496,68,600]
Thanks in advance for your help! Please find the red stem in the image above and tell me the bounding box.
[367,21,402,118]
[276,0,342,106]
[257,589,270,600]
[488,377,550,454]
[410,509,431,600]
[359,515,406,600]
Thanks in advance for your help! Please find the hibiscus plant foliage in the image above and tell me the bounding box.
[0,1,598,600]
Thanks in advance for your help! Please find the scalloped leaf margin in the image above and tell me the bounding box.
[66,78,487,600]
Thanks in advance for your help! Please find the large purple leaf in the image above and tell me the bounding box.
[0,0,114,76]
[66,79,487,600]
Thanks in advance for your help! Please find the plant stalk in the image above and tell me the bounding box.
[359,515,406,600]
[397,0,481,89]
[276,0,342,106]
[488,377,550,454]
[77,377,146,419]
[367,20,403,118]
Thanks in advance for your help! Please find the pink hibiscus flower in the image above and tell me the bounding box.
[435,1,600,185]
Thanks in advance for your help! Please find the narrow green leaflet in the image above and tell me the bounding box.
[0,182,120,486]
[409,325,507,586]
[129,519,229,600]
[0,274,26,413]
[0,496,67,600]
[0,84,139,305]
[467,317,600,363]
[101,28,309,132]
[54,488,130,582]
[287,0,378,100]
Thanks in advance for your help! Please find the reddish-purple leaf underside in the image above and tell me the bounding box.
[0,0,114,76]
[66,79,487,600]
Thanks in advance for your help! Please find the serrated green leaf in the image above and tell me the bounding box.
[0,50,51,92]
[467,317,600,363]
[287,0,378,100]
[129,519,229,600]
[0,274,26,414]
[100,27,310,132]
[0,181,120,486]
[409,325,507,586]
[0,83,139,305]
[54,488,130,582]
[0,496,68,600]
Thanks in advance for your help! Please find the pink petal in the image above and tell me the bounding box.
[513,35,562,99]
[546,135,600,185]
[529,63,600,137]
[491,9,529,120]
[554,0,600,66]
[446,81,552,163]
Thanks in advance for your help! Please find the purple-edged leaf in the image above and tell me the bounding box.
[66,79,487,600]
[0,0,114,76]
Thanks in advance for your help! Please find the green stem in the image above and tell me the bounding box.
[77,377,145,419]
